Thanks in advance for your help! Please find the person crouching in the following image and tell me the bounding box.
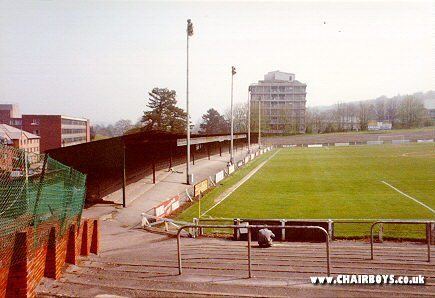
[258,228,275,248]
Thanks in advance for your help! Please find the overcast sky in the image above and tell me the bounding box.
[0,0,433,124]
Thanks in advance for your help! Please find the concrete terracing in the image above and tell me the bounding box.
[37,222,434,297]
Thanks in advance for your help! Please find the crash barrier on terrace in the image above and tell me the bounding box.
[0,144,93,297]
[370,220,434,262]
[194,218,435,244]
[48,131,258,205]
[176,224,331,277]
[141,146,274,221]
[281,138,434,148]
[175,221,433,279]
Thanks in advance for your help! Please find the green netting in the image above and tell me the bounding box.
[0,144,86,267]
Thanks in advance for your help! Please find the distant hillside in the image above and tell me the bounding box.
[312,90,435,111]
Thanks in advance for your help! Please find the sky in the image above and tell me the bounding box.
[0,0,433,125]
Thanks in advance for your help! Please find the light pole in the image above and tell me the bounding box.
[247,86,251,154]
[230,66,236,164]
[258,97,261,148]
[186,19,193,185]
[19,122,28,183]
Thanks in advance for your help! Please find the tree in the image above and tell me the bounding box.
[398,96,426,128]
[113,119,133,136]
[385,97,399,127]
[225,103,248,133]
[141,88,187,133]
[358,101,370,130]
[91,124,115,138]
[199,108,229,134]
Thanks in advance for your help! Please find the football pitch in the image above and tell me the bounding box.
[177,143,435,239]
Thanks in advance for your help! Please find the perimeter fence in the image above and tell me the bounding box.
[0,144,87,268]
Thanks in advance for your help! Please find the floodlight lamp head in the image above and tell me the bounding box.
[187,19,194,36]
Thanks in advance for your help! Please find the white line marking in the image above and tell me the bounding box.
[202,149,281,216]
[381,180,435,214]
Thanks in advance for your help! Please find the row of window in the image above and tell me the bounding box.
[21,139,39,145]
[251,86,306,93]
[24,147,39,153]
[62,136,87,144]
[61,119,87,126]
[62,128,87,134]
[9,119,22,126]
[252,95,306,101]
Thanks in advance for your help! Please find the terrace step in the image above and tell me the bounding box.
[38,264,434,298]
[37,235,435,297]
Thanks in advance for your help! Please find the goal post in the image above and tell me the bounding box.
[378,135,405,143]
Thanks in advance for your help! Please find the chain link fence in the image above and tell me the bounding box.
[0,144,86,267]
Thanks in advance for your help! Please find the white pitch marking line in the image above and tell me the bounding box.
[201,149,281,217]
[381,180,435,214]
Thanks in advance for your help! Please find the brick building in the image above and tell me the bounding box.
[0,123,40,153]
[0,105,90,152]
[22,115,90,152]
[0,124,40,171]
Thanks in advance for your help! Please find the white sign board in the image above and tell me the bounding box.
[215,170,225,183]
[335,142,349,147]
[228,164,235,174]
[308,144,322,148]
[155,205,165,217]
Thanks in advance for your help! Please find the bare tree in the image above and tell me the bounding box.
[113,119,133,136]
[358,101,370,130]
[374,96,387,121]
[225,103,248,133]
[398,96,426,128]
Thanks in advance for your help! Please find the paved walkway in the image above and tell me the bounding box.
[83,144,259,228]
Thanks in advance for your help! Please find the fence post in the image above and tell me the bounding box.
[247,225,252,278]
[60,167,74,232]
[33,153,48,225]
[152,160,156,184]
[281,219,286,241]
[378,223,384,242]
[193,218,199,238]
[121,143,126,208]
[169,144,173,169]
[234,218,241,240]
[431,223,435,245]
[192,147,195,165]
[328,219,333,241]
[427,223,431,262]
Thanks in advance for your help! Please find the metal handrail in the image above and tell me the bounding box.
[370,220,434,262]
[196,217,435,223]
[176,224,330,277]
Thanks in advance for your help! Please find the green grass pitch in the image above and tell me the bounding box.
[177,143,434,239]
